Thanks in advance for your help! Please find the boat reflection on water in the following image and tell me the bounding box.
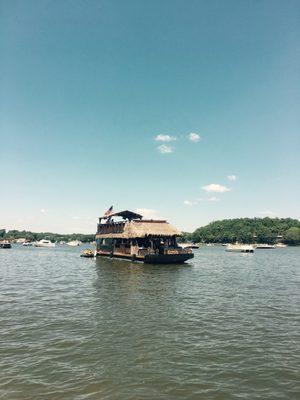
[93,255,193,309]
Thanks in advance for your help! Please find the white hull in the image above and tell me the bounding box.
[178,243,199,249]
[67,241,82,247]
[226,244,254,253]
[34,240,55,248]
[256,244,276,249]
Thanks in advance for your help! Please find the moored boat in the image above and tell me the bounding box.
[178,242,199,249]
[256,244,276,249]
[80,249,95,258]
[0,241,11,249]
[226,244,254,253]
[275,243,287,248]
[67,240,82,247]
[95,209,194,264]
[34,239,55,248]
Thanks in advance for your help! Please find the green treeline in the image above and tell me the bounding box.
[181,217,300,245]
[0,229,94,243]
[2,217,300,245]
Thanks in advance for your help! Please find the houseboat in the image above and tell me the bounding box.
[95,210,194,264]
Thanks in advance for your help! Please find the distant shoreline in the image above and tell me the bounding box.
[1,216,300,246]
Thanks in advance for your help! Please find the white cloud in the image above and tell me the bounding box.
[207,196,219,202]
[197,196,220,202]
[202,183,231,193]
[40,209,48,213]
[154,134,176,142]
[183,200,197,206]
[227,175,237,181]
[157,144,173,154]
[188,132,201,142]
[259,210,277,217]
[184,197,219,205]
[136,208,159,219]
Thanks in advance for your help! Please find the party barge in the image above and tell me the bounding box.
[95,209,194,264]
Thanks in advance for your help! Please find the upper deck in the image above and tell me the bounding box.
[96,216,181,239]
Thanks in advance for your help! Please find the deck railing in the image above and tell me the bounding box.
[97,222,125,235]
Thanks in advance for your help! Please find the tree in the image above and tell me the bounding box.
[284,227,300,246]
[190,218,300,244]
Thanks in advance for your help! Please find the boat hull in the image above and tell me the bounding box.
[0,243,11,249]
[34,244,55,248]
[226,248,254,253]
[144,253,194,264]
[96,251,194,264]
[226,245,254,253]
[255,245,275,249]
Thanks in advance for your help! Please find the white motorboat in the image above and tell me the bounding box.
[23,242,33,246]
[256,244,276,249]
[178,242,199,249]
[275,243,287,248]
[67,240,82,247]
[226,244,254,253]
[34,239,55,248]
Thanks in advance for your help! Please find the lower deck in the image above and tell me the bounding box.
[96,236,194,264]
[96,249,194,264]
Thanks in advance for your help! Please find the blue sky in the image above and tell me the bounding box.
[1,0,299,233]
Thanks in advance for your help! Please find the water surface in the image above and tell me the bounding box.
[0,245,299,399]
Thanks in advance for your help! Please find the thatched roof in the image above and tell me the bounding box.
[96,220,181,238]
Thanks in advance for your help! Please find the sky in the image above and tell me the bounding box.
[0,0,299,233]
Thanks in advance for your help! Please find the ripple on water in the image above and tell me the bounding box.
[0,246,299,399]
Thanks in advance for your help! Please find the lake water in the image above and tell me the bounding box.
[0,245,299,400]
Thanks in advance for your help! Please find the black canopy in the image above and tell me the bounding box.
[101,210,143,220]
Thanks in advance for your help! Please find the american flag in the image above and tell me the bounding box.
[104,205,113,217]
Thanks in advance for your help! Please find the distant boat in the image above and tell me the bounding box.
[23,242,33,246]
[80,249,95,258]
[67,240,82,247]
[0,241,11,249]
[34,239,55,248]
[256,244,276,249]
[275,243,287,248]
[226,244,254,253]
[16,238,26,244]
[178,242,199,249]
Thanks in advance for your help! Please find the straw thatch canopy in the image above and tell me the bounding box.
[96,220,181,239]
